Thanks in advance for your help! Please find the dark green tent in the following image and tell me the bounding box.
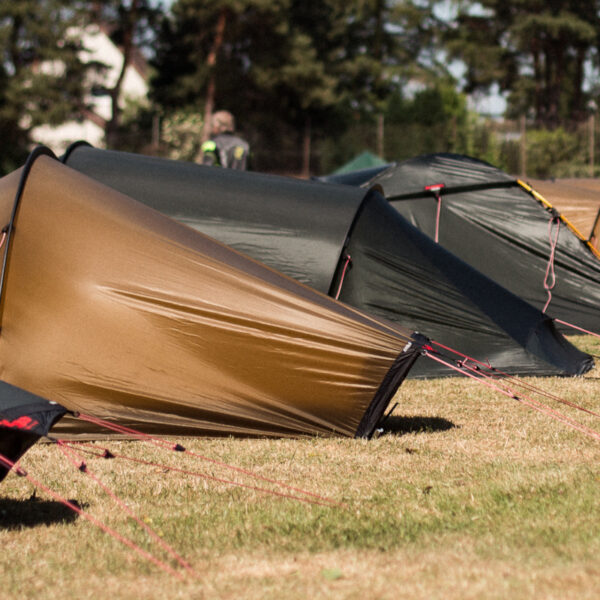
[61,144,593,378]
[332,151,388,175]
[329,153,600,334]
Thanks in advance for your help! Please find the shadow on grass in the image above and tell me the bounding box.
[0,495,80,530]
[383,415,456,436]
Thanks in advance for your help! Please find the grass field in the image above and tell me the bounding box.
[1,335,599,599]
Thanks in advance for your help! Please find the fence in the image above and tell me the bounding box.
[89,112,600,180]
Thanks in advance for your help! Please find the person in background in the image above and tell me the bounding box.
[200,110,250,170]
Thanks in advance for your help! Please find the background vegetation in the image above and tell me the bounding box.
[3,1,600,176]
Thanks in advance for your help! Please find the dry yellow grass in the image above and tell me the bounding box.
[0,335,598,599]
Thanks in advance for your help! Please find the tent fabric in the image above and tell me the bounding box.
[336,192,593,377]
[63,142,363,295]
[0,150,423,439]
[318,164,391,187]
[62,145,593,378]
[0,382,67,482]
[331,151,388,175]
[360,153,600,333]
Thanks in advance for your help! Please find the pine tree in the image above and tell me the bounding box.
[150,1,441,171]
[90,0,161,148]
[445,0,599,127]
[0,0,89,171]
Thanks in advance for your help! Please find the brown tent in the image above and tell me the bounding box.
[0,149,424,438]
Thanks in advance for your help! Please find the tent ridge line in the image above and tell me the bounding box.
[387,180,519,202]
[60,140,92,164]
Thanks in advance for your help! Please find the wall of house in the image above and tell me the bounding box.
[30,24,149,154]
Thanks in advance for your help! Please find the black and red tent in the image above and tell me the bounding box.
[0,382,67,482]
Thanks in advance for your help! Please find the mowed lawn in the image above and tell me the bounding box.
[1,335,598,600]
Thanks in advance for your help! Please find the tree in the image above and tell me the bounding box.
[87,0,161,148]
[284,0,444,170]
[151,0,340,170]
[151,0,252,114]
[445,0,599,127]
[151,1,443,172]
[383,80,470,160]
[0,1,89,172]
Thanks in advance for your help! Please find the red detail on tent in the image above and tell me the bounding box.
[334,254,352,300]
[0,416,39,430]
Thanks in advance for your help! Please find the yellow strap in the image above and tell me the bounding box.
[516,179,600,260]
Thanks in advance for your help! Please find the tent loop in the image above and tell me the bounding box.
[425,183,445,243]
[542,215,561,313]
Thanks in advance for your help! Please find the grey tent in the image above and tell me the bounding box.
[61,143,593,378]
[329,153,600,334]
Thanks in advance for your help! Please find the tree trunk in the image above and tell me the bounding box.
[201,8,228,144]
[520,114,527,178]
[550,41,565,127]
[106,0,139,149]
[589,112,595,178]
[376,113,384,159]
[531,40,542,123]
[572,45,586,121]
[302,116,311,178]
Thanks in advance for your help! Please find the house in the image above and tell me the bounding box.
[29,23,149,154]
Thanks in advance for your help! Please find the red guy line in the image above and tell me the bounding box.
[76,413,343,507]
[0,451,186,581]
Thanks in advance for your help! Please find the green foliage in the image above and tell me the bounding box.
[150,0,442,172]
[3,1,600,178]
[387,83,467,128]
[525,127,581,178]
[319,82,473,170]
[107,102,160,155]
[160,109,204,161]
[93,0,162,148]
[0,0,90,172]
